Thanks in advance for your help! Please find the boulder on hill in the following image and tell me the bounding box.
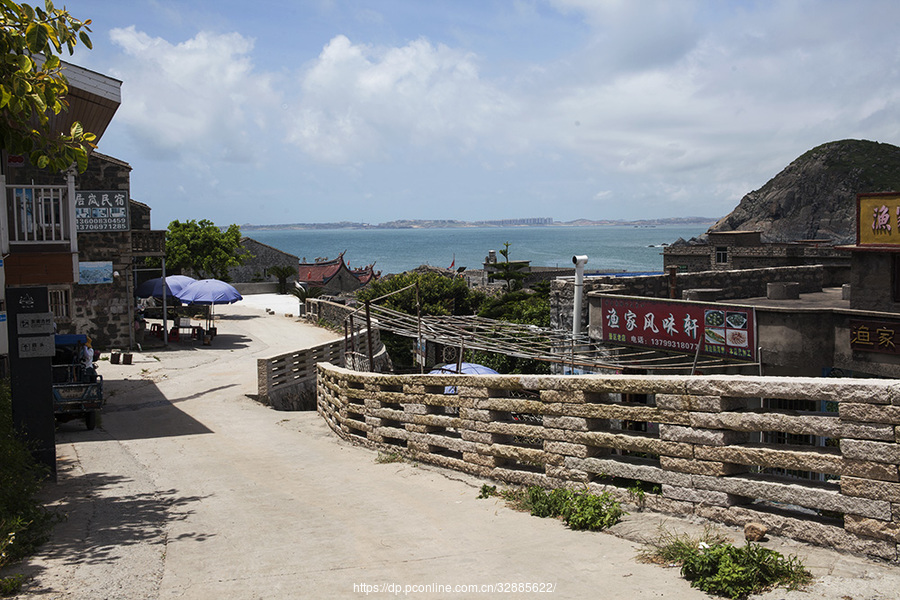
[710,139,900,244]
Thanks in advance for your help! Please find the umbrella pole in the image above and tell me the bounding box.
[162,259,168,347]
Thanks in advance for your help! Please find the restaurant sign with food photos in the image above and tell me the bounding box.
[598,296,757,362]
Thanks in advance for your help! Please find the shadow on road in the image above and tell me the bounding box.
[10,463,212,596]
[56,377,215,442]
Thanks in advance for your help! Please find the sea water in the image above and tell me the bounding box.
[244,224,711,276]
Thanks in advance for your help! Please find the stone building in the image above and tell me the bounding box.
[227,237,298,287]
[6,150,166,350]
[664,230,850,287]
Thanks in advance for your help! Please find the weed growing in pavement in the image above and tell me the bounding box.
[639,527,812,599]
[477,484,625,531]
[375,451,405,464]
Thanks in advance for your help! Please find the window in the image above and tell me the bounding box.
[49,286,71,321]
[715,246,728,264]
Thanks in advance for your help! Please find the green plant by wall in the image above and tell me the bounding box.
[479,485,625,532]
[0,380,60,595]
[639,528,812,599]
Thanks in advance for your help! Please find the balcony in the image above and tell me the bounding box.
[5,184,74,248]
[2,177,79,285]
[132,230,166,256]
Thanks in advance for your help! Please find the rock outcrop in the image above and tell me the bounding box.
[709,139,900,243]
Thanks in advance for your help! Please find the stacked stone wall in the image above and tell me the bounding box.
[318,363,900,560]
[63,231,134,350]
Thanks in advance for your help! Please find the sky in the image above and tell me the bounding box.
[61,0,900,227]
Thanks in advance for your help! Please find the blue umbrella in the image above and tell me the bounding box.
[135,275,196,299]
[428,362,499,394]
[175,279,243,305]
[175,279,243,330]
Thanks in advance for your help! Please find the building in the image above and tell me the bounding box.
[298,253,379,295]
[663,230,850,287]
[227,237,299,292]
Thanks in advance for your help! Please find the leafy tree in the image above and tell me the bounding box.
[357,271,484,316]
[356,271,485,371]
[165,219,249,281]
[492,242,527,291]
[0,0,97,172]
[478,282,550,327]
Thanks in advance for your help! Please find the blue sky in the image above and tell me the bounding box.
[64,0,900,227]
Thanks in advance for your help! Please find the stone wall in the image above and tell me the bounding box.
[64,231,134,350]
[318,363,900,560]
[228,237,298,284]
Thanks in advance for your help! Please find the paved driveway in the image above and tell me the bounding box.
[7,297,900,599]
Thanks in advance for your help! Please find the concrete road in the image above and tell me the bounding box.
[7,296,900,599]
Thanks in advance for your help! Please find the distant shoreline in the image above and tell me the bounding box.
[241,216,717,232]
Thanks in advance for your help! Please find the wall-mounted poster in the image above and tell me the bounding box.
[599,295,757,362]
[79,261,114,284]
[75,190,129,232]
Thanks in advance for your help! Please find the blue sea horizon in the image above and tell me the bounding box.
[244,224,710,276]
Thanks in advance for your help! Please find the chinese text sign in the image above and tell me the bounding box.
[75,190,129,232]
[599,296,757,362]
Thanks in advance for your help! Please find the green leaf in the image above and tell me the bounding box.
[24,22,49,52]
[0,85,10,109]
[78,31,92,49]
[74,149,88,173]
[70,121,83,138]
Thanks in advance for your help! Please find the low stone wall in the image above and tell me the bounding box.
[233,282,279,295]
[258,330,387,410]
[318,363,900,561]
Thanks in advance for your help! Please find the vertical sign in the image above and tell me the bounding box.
[7,287,56,476]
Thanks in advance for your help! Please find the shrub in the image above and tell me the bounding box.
[1,380,58,593]
[484,485,625,532]
[640,528,812,599]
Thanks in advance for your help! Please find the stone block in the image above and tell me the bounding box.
[841,476,900,503]
[656,394,749,412]
[694,445,842,476]
[659,456,747,476]
[843,460,900,482]
[659,424,749,446]
[569,456,692,487]
[460,430,492,444]
[845,515,900,542]
[840,403,900,425]
[543,416,592,431]
[841,439,900,464]
[544,441,599,459]
[662,484,741,506]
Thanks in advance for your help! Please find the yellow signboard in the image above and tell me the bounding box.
[858,193,900,245]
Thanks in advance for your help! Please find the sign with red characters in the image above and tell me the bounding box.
[599,296,757,362]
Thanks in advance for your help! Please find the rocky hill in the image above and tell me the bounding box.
[709,139,900,243]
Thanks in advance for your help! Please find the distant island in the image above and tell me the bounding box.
[241,216,717,231]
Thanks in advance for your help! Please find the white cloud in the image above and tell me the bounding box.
[107,26,279,164]
[285,35,519,163]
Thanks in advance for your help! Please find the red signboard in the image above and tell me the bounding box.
[599,296,757,362]
[850,319,900,354]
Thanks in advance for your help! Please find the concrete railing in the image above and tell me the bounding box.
[257,330,388,410]
[317,363,900,561]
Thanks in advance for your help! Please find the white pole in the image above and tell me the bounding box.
[572,255,588,337]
